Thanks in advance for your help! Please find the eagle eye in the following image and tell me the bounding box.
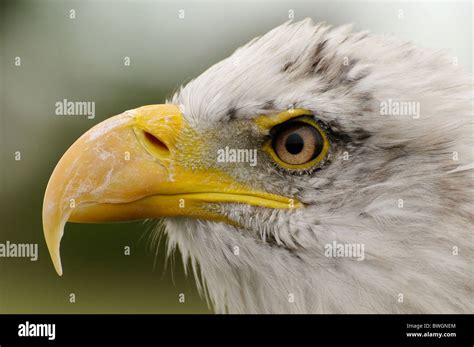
[264,117,329,171]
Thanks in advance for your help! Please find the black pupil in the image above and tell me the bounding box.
[285,133,304,154]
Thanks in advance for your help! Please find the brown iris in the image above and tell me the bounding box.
[273,122,323,165]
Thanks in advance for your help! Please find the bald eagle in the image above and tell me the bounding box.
[43,20,473,314]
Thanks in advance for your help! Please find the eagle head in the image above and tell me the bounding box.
[43,19,473,313]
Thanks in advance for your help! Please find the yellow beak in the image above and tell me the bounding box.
[42,104,302,276]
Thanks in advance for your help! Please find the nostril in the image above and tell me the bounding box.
[143,131,170,157]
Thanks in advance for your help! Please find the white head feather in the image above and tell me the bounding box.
[159,19,473,313]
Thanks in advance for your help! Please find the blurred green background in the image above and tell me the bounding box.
[0,0,471,313]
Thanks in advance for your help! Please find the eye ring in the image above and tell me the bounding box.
[263,117,329,171]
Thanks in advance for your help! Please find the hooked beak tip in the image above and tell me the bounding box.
[43,217,65,276]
